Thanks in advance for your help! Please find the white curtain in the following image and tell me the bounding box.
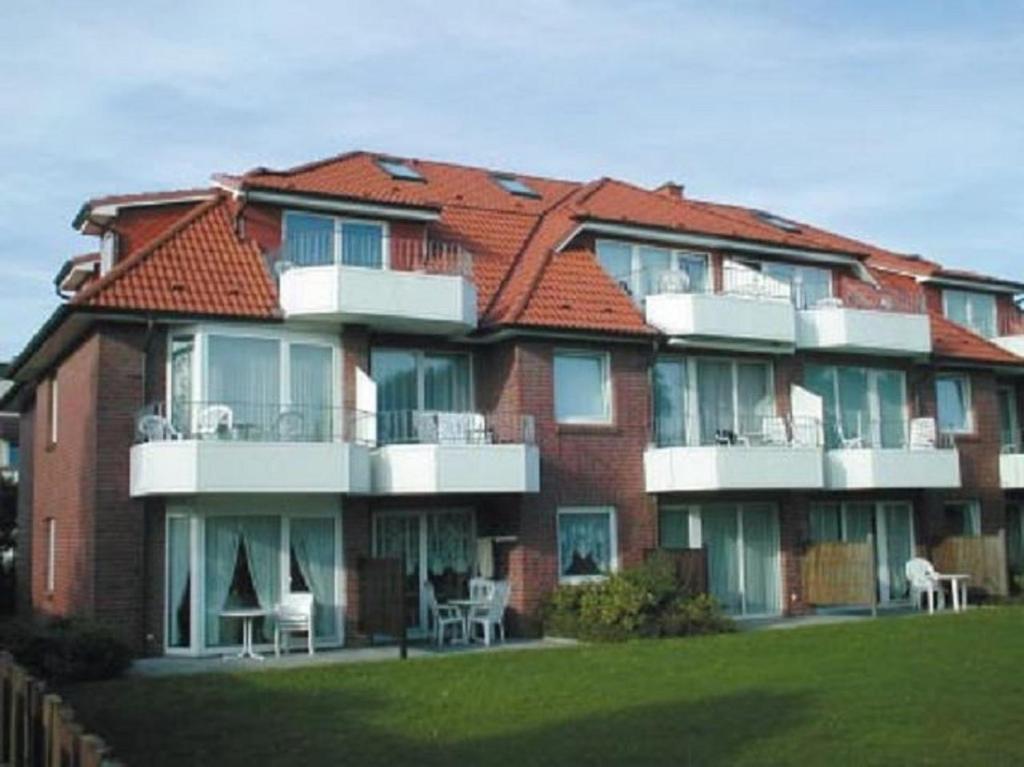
[737,362,771,434]
[290,344,333,441]
[703,506,741,614]
[424,354,471,412]
[291,518,337,639]
[372,350,418,444]
[559,512,612,577]
[742,505,780,615]
[167,517,191,648]
[207,336,280,436]
[877,371,906,448]
[884,504,913,601]
[698,360,734,444]
[204,517,242,646]
[808,504,841,543]
[653,359,687,447]
[240,517,281,641]
[341,222,384,268]
[427,511,473,577]
[285,213,334,266]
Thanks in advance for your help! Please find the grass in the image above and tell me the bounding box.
[66,608,1024,766]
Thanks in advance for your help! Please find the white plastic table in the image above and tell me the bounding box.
[447,599,488,642]
[220,608,269,659]
[935,574,970,612]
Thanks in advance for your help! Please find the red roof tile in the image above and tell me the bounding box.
[73,195,277,319]
[930,312,1021,365]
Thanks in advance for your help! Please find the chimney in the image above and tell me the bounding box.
[654,181,685,199]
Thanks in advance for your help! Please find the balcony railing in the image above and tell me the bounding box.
[612,263,924,313]
[269,232,473,278]
[653,414,822,449]
[376,410,536,447]
[822,416,954,451]
[135,402,376,445]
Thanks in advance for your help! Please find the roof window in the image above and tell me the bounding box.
[753,210,801,233]
[376,158,425,182]
[493,174,540,198]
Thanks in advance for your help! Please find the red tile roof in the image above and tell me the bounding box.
[930,312,1021,366]
[72,195,278,319]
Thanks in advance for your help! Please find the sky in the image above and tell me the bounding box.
[1,1,1022,359]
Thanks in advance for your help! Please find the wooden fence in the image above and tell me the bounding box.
[0,653,123,767]
[931,532,1009,596]
[644,548,708,596]
[801,536,877,612]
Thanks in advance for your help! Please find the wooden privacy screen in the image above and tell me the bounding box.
[931,533,1009,596]
[357,557,405,637]
[801,541,876,607]
[0,652,124,767]
[644,549,708,596]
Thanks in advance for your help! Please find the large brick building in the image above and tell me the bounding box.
[4,151,1024,656]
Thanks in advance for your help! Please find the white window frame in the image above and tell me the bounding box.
[165,499,345,656]
[45,518,56,594]
[943,289,998,338]
[49,376,58,445]
[100,230,118,274]
[936,372,974,435]
[282,210,391,269]
[945,500,982,537]
[595,239,710,302]
[164,323,343,431]
[688,356,777,444]
[553,350,612,425]
[998,385,1018,451]
[809,364,909,447]
[556,506,618,584]
[369,348,475,412]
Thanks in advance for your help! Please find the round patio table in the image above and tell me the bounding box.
[220,608,269,660]
[447,599,489,643]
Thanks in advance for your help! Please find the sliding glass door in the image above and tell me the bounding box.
[804,364,907,448]
[661,503,781,617]
[371,349,472,444]
[373,509,476,634]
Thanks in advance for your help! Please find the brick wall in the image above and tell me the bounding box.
[15,401,35,612]
[113,203,202,262]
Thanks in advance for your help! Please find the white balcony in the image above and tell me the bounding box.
[797,307,931,356]
[993,335,1024,358]
[1000,452,1024,489]
[645,293,796,350]
[645,444,823,492]
[825,448,960,490]
[130,440,371,497]
[370,411,539,495]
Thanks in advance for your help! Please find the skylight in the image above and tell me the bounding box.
[493,174,540,198]
[377,158,425,182]
[753,210,801,233]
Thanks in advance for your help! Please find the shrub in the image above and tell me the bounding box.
[0,617,132,683]
[542,556,734,642]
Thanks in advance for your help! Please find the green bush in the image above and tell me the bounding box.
[0,617,132,683]
[542,556,734,642]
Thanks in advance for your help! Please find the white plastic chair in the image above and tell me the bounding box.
[424,582,466,647]
[137,414,178,442]
[905,558,946,614]
[469,577,495,602]
[196,405,233,439]
[657,270,690,295]
[274,592,315,656]
[468,580,510,646]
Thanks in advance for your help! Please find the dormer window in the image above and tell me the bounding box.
[492,174,540,198]
[100,231,118,274]
[376,158,424,182]
[283,211,385,269]
[943,289,997,338]
[753,210,802,233]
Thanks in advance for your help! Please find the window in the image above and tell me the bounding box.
[945,501,981,537]
[999,386,1019,451]
[653,358,687,447]
[48,376,58,445]
[492,174,539,198]
[371,349,473,443]
[45,518,56,593]
[557,507,617,582]
[100,231,118,274]
[753,209,801,233]
[554,351,611,424]
[659,506,693,549]
[803,364,907,448]
[166,515,191,648]
[168,328,339,441]
[283,211,385,269]
[723,258,831,307]
[596,240,709,303]
[376,158,424,181]
[7,444,17,470]
[943,289,997,338]
[936,373,973,434]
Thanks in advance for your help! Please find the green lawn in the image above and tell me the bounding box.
[67,608,1024,766]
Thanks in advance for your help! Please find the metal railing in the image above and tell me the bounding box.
[822,416,954,451]
[136,403,535,449]
[611,262,924,313]
[653,414,822,448]
[136,402,376,445]
[376,410,535,446]
[269,231,473,278]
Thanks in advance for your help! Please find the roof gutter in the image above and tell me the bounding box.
[230,188,442,223]
[559,220,878,284]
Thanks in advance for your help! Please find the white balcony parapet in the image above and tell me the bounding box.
[645,415,824,492]
[646,293,796,349]
[370,411,539,495]
[275,236,477,334]
[797,307,931,356]
[993,335,1024,358]
[1000,443,1024,489]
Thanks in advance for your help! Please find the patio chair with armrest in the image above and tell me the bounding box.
[196,404,233,439]
[905,558,946,614]
[424,581,466,647]
[274,592,314,656]
[137,414,180,442]
[468,580,511,646]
